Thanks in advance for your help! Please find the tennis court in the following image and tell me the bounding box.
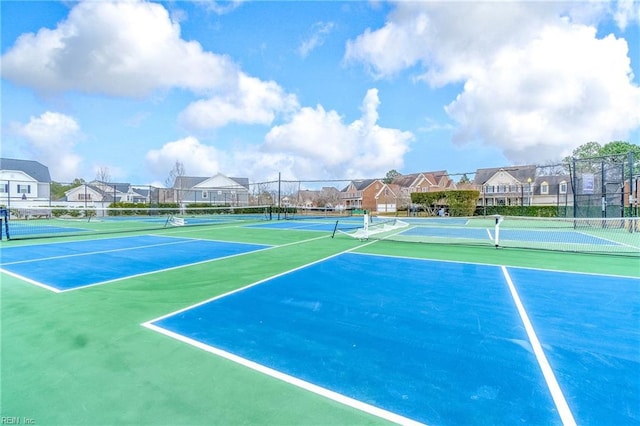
[0,235,271,292]
[1,213,638,425]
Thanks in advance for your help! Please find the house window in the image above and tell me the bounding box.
[559,181,567,194]
[0,183,7,193]
[79,193,92,201]
[541,182,549,195]
[17,184,31,194]
[485,185,495,194]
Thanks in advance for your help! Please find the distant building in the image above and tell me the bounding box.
[341,179,385,212]
[392,170,455,209]
[172,173,250,206]
[473,165,572,207]
[64,181,151,205]
[0,158,52,207]
[474,165,537,207]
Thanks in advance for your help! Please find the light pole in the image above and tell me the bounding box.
[527,178,532,206]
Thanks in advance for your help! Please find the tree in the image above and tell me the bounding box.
[383,169,401,184]
[564,141,638,162]
[50,178,85,201]
[95,166,111,183]
[165,161,186,188]
[564,140,639,175]
[165,161,186,203]
[599,141,640,161]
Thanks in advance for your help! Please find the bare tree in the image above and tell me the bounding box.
[165,161,186,188]
[165,161,186,204]
[95,166,111,184]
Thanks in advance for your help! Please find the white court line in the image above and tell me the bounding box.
[501,266,577,426]
[2,232,334,293]
[485,228,494,241]
[0,268,62,293]
[143,322,424,426]
[1,237,201,266]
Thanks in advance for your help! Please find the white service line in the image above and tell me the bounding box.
[501,266,576,426]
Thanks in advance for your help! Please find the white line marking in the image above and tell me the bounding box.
[501,266,576,426]
[485,228,494,241]
[0,268,62,293]
[141,323,425,426]
[1,238,201,265]
[350,250,640,280]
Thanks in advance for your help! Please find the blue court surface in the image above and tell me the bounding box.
[0,235,270,292]
[147,253,639,425]
[399,226,624,246]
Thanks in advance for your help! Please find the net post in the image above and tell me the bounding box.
[494,215,503,248]
[0,208,9,240]
[363,210,369,233]
[331,220,339,238]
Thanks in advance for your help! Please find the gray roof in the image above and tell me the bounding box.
[473,165,536,185]
[174,176,250,190]
[173,176,207,189]
[342,179,379,192]
[230,177,249,189]
[0,158,51,182]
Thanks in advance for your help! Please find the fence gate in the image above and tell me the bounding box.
[571,152,635,218]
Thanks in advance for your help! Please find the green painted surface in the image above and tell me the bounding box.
[1,223,638,425]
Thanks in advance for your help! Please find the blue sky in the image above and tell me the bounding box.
[1,1,639,186]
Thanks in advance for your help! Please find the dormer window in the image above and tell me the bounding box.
[559,181,567,194]
[541,182,549,195]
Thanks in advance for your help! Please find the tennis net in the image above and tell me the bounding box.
[337,215,640,256]
[0,205,271,240]
[282,206,352,220]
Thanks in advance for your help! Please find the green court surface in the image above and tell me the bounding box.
[1,221,638,425]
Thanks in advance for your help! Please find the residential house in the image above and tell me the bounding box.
[375,183,401,213]
[0,158,52,207]
[64,181,151,206]
[340,179,386,212]
[532,175,572,207]
[474,165,537,207]
[474,165,573,207]
[173,173,250,206]
[392,171,456,208]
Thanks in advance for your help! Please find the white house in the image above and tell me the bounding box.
[0,158,52,207]
[173,173,250,206]
[64,181,150,206]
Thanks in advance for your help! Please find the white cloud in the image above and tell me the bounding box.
[446,24,640,164]
[148,90,413,182]
[145,136,223,178]
[345,2,640,164]
[201,1,245,16]
[2,1,301,131]
[14,112,83,181]
[298,21,335,58]
[179,73,299,129]
[260,89,413,179]
[1,1,239,97]
[613,0,640,30]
